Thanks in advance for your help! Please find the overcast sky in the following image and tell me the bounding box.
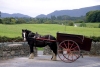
[0,0,100,17]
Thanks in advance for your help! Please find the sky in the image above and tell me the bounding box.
[0,0,100,17]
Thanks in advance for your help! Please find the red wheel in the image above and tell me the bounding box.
[58,40,80,63]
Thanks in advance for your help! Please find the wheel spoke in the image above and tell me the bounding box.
[67,52,71,59]
[58,50,63,51]
[59,44,66,49]
[64,42,67,49]
[58,50,63,53]
[71,53,74,61]
[63,56,66,60]
[68,52,77,61]
[69,42,74,49]
[68,52,74,61]
[72,50,80,57]
[72,53,78,59]
[71,46,78,51]
[68,41,69,49]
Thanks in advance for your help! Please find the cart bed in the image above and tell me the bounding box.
[57,32,92,51]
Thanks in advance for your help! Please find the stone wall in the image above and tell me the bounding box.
[43,42,100,56]
[89,42,100,55]
[0,42,100,60]
[0,42,37,60]
[43,46,52,55]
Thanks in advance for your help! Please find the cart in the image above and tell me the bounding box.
[57,32,92,63]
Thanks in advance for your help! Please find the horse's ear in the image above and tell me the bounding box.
[25,29,27,31]
[36,32,38,34]
[22,29,24,31]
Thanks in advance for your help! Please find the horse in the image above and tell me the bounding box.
[22,29,57,61]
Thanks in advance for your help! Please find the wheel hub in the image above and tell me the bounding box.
[67,49,71,54]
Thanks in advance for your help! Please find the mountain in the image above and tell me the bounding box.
[1,13,31,18]
[36,14,47,18]
[36,5,100,18]
[1,5,100,18]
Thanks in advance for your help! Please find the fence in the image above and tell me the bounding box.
[0,42,37,60]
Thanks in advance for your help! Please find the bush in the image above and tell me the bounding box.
[67,22,74,26]
[79,22,86,27]
[90,36,100,42]
[0,36,23,42]
[0,36,100,42]
[98,24,100,28]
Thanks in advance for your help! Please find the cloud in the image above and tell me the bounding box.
[0,0,100,17]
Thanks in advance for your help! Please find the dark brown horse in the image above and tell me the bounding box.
[22,29,57,61]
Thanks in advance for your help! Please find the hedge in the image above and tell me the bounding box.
[90,36,100,42]
[0,36,100,42]
[0,36,23,42]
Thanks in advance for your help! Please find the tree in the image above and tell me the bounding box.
[10,18,16,24]
[1,17,16,24]
[51,16,56,20]
[98,24,100,28]
[67,21,74,26]
[16,18,26,24]
[96,12,100,22]
[0,19,2,24]
[2,18,10,24]
[86,10,100,22]
[79,22,86,27]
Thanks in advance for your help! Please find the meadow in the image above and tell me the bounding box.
[76,23,100,28]
[0,23,100,38]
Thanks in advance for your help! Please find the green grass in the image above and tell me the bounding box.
[37,47,43,51]
[0,24,100,37]
[86,23,100,28]
[76,23,100,28]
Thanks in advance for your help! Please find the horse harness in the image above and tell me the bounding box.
[28,32,52,46]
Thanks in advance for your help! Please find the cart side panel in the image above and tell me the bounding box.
[57,33,92,51]
[57,33,83,44]
[81,37,92,51]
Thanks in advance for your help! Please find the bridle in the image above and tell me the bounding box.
[23,31,36,38]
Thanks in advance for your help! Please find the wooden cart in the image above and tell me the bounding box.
[57,32,92,63]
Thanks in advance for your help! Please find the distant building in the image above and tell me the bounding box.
[74,24,77,27]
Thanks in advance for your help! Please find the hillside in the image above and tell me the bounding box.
[1,13,31,18]
[36,5,100,18]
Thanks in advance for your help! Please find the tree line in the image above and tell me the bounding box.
[86,10,100,22]
[0,10,100,24]
[0,16,85,24]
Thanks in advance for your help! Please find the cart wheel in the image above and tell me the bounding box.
[58,40,80,63]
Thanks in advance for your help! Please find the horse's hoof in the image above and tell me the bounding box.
[29,53,34,59]
[29,56,34,59]
[51,58,56,61]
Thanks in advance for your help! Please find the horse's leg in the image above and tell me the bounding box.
[29,44,34,59]
[49,42,57,61]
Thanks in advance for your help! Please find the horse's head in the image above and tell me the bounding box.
[22,29,35,41]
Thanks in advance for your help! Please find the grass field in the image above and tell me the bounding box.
[86,23,100,28]
[76,23,100,28]
[0,24,100,37]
